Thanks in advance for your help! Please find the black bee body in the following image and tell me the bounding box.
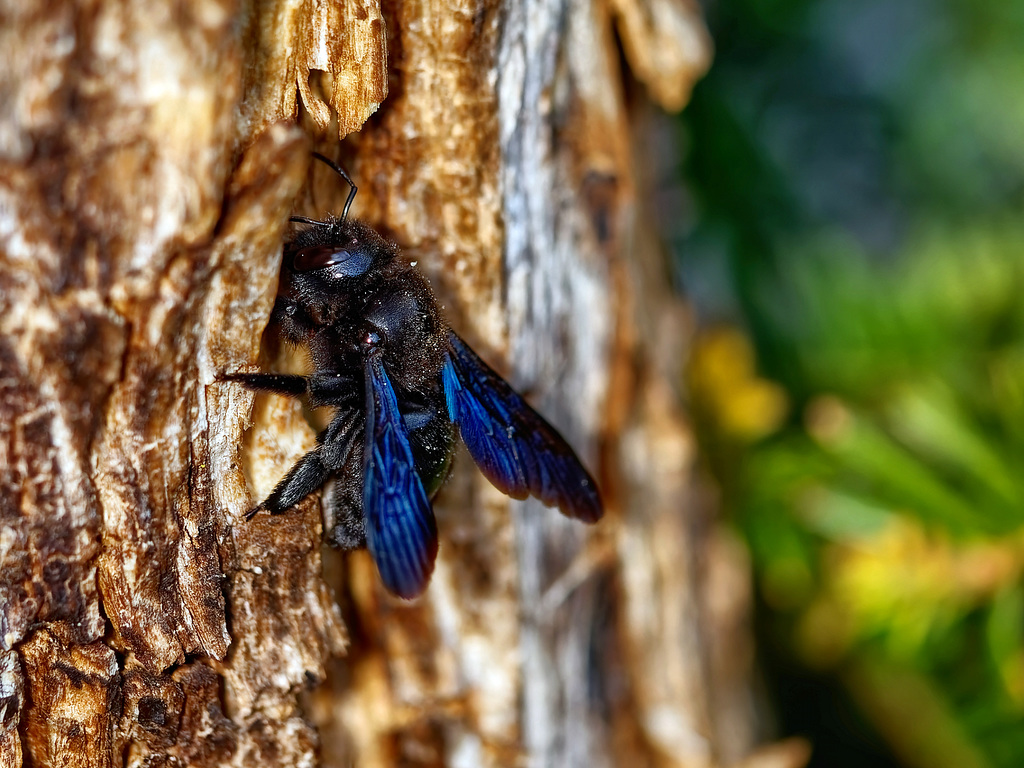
[289,218,454,488]
[225,155,602,598]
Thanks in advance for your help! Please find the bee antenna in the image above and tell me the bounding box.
[312,152,358,221]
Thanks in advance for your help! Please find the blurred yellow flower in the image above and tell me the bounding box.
[688,327,789,442]
[797,517,1024,666]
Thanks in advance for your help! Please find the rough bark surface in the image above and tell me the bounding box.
[1,1,805,767]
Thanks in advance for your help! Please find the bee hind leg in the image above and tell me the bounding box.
[322,425,367,551]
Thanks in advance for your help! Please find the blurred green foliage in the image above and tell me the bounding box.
[677,1,1024,766]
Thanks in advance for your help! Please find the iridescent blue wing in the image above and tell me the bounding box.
[442,331,602,523]
[363,350,438,598]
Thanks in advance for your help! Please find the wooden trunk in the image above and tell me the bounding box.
[0,1,801,766]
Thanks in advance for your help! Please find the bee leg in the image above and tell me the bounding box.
[247,409,362,524]
[325,471,366,550]
[246,448,332,519]
[319,411,367,550]
[220,372,309,397]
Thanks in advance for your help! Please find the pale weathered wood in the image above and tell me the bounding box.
[0,0,805,767]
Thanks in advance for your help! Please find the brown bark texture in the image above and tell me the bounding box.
[0,1,804,767]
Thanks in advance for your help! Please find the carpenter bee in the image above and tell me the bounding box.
[224,153,602,598]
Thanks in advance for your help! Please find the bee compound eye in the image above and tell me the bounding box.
[292,244,373,276]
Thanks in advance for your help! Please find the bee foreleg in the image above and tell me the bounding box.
[220,372,309,397]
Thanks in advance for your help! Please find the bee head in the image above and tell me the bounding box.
[289,221,373,277]
[283,154,398,284]
[285,218,397,280]
[277,154,402,331]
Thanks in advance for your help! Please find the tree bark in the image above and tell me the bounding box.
[0,1,803,767]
